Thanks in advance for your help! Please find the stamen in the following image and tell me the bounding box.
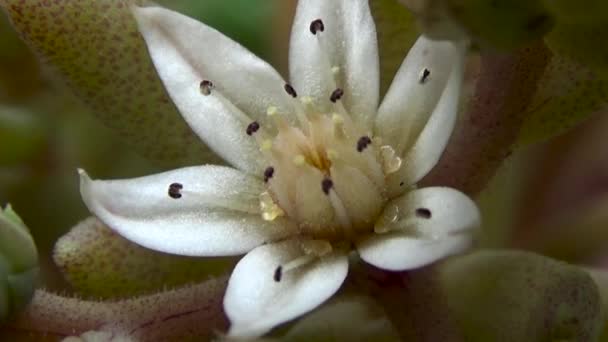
[293,155,307,166]
[380,145,403,174]
[284,83,297,98]
[419,68,430,84]
[331,66,340,76]
[309,19,325,35]
[263,166,275,183]
[330,88,344,103]
[260,191,284,221]
[415,208,432,219]
[266,106,279,116]
[168,182,183,199]
[246,121,260,136]
[199,80,214,95]
[260,139,273,151]
[300,240,332,257]
[332,113,346,139]
[356,136,372,152]
[321,178,333,195]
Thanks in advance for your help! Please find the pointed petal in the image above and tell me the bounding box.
[357,187,479,271]
[79,166,297,256]
[133,6,296,173]
[224,239,348,338]
[289,0,379,127]
[388,40,467,188]
[376,36,461,155]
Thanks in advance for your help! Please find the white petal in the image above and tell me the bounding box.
[79,166,297,256]
[289,0,379,127]
[357,187,479,271]
[224,239,348,338]
[389,43,466,189]
[133,6,296,173]
[376,36,460,154]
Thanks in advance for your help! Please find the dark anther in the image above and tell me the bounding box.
[356,136,372,152]
[274,266,283,282]
[284,83,298,98]
[168,182,183,199]
[399,181,405,187]
[264,166,275,183]
[246,121,260,136]
[309,19,325,35]
[415,208,432,219]
[330,88,344,103]
[321,178,334,195]
[420,68,430,84]
[199,80,214,95]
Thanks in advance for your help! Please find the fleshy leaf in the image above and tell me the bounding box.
[0,204,38,322]
[370,0,419,96]
[439,250,603,341]
[517,54,608,146]
[400,0,553,50]
[53,217,233,298]
[542,1,608,78]
[0,0,218,165]
[283,296,400,342]
[6,279,227,341]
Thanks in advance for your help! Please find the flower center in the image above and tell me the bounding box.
[246,85,403,242]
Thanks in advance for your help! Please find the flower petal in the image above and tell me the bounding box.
[357,187,479,271]
[224,239,349,338]
[79,166,297,256]
[289,0,379,127]
[388,42,466,189]
[376,36,461,156]
[133,6,296,173]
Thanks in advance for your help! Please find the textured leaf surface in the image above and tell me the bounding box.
[518,54,608,146]
[54,217,233,299]
[0,0,218,165]
[439,250,603,342]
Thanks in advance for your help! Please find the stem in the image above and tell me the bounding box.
[421,42,551,196]
[3,277,228,340]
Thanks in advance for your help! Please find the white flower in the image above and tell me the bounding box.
[78,0,480,338]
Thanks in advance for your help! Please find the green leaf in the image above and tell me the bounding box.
[370,0,419,96]
[517,54,608,146]
[400,0,553,50]
[545,20,608,79]
[0,0,219,165]
[445,0,554,50]
[53,217,233,298]
[0,205,39,322]
[439,250,604,342]
[284,296,400,342]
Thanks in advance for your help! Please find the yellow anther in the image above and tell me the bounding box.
[266,106,279,116]
[260,139,273,151]
[331,113,344,124]
[300,96,313,106]
[380,145,403,174]
[293,154,306,166]
[331,66,340,76]
[326,149,339,160]
[259,191,285,221]
[301,240,333,257]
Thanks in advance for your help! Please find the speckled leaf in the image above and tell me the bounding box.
[370,0,419,96]
[53,217,233,299]
[439,250,603,342]
[0,0,218,165]
[517,54,608,146]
